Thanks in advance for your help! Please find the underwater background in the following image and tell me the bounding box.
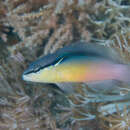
[0,0,130,129]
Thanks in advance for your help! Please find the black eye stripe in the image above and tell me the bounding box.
[34,58,62,71]
[36,53,96,69]
[24,51,103,75]
[33,67,41,73]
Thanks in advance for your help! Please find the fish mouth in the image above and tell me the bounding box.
[22,73,29,81]
[22,66,35,81]
[22,71,34,81]
[22,74,37,83]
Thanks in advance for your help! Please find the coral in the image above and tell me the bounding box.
[100,105,130,130]
[0,0,130,129]
[0,94,59,129]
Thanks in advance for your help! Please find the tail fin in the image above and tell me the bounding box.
[117,64,130,84]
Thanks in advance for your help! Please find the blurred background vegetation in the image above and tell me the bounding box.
[0,0,130,129]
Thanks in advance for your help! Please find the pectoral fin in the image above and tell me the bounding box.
[86,80,122,94]
[56,82,82,94]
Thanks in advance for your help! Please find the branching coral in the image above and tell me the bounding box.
[0,0,130,129]
[2,0,93,51]
[0,86,68,130]
[100,105,130,130]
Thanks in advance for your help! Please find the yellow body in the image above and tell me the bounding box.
[23,63,89,83]
[23,61,117,83]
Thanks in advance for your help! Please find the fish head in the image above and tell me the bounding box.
[22,53,59,83]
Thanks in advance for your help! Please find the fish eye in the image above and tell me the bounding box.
[30,57,65,73]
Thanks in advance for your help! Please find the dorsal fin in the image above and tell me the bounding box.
[55,41,121,63]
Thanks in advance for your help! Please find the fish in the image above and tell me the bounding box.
[22,41,130,92]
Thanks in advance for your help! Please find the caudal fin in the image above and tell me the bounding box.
[117,64,130,84]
